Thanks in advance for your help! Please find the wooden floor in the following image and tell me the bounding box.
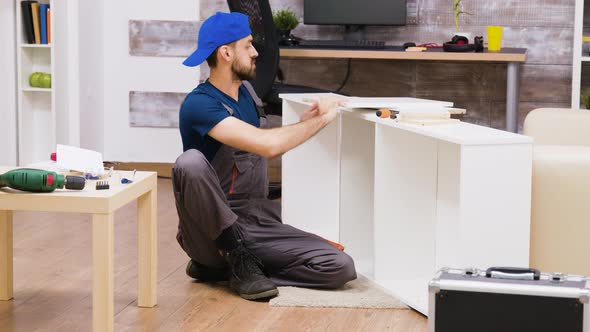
[0,178,427,331]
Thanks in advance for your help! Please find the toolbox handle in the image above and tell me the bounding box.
[485,267,540,281]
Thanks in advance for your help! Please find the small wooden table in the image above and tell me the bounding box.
[0,168,158,332]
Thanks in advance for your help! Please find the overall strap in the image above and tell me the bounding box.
[221,103,234,116]
[219,81,266,118]
[242,81,266,119]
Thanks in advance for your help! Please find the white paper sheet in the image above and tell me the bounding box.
[56,144,104,175]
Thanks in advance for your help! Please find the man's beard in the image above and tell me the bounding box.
[232,59,256,81]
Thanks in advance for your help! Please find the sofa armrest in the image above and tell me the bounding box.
[523,108,590,146]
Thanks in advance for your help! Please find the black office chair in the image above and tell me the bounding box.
[227,0,329,116]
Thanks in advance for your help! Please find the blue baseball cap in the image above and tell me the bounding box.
[183,12,252,67]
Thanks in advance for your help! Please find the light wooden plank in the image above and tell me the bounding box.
[129,91,185,128]
[280,48,527,62]
[0,210,13,301]
[137,188,157,307]
[93,213,114,332]
[129,20,200,57]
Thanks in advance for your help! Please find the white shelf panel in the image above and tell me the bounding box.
[20,44,51,48]
[582,57,590,62]
[22,87,52,92]
[375,278,430,315]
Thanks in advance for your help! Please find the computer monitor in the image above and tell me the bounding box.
[304,0,406,40]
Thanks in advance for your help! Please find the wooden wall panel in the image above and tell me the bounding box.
[418,0,574,28]
[129,91,185,128]
[279,58,349,90]
[201,0,228,20]
[343,60,416,97]
[129,20,199,57]
[415,63,506,100]
[125,1,577,130]
[453,100,493,127]
[128,19,573,66]
[519,64,572,104]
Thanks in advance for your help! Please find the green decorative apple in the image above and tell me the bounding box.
[39,73,51,89]
[29,72,42,87]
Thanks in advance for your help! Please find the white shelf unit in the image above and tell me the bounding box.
[572,0,587,109]
[15,0,79,166]
[281,94,533,315]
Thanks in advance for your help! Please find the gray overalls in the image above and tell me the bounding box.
[172,90,356,289]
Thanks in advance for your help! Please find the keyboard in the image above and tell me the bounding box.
[296,39,386,50]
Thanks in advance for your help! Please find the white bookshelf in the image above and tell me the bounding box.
[572,0,587,109]
[15,0,79,165]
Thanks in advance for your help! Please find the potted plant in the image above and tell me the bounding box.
[452,0,472,40]
[273,8,299,46]
[581,87,590,109]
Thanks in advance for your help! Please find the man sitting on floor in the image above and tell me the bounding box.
[173,12,356,300]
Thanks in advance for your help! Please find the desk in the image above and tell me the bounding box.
[280,94,532,314]
[0,169,158,332]
[280,47,527,133]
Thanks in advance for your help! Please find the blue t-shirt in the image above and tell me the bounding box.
[179,80,260,161]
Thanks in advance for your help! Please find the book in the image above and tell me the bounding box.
[47,7,51,44]
[20,1,36,44]
[31,2,40,44]
[40,4,48,44]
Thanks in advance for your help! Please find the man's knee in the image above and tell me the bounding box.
[301,251,356,289]
[174,149,208,173]
[322,251,357,289]
[173,149,211,183]
[172,149,216,200]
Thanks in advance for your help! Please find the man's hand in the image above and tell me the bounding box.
[316,96,345,123]
[299,96,345,123]
[299,103,319,122]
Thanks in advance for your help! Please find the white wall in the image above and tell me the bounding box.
[97,0,200,162]
[0,1,18,166]
[79,0,104,154]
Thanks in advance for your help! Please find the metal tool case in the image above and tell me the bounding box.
[428,267,590,332]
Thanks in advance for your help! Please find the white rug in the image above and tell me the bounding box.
[269,275,408,309]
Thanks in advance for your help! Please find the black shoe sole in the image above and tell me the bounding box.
[239,288,279,301]
[186,260,229,281]
[185,260,193,277]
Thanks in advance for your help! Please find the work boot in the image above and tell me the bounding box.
[186,260,230,282]
[225,242,278,300]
